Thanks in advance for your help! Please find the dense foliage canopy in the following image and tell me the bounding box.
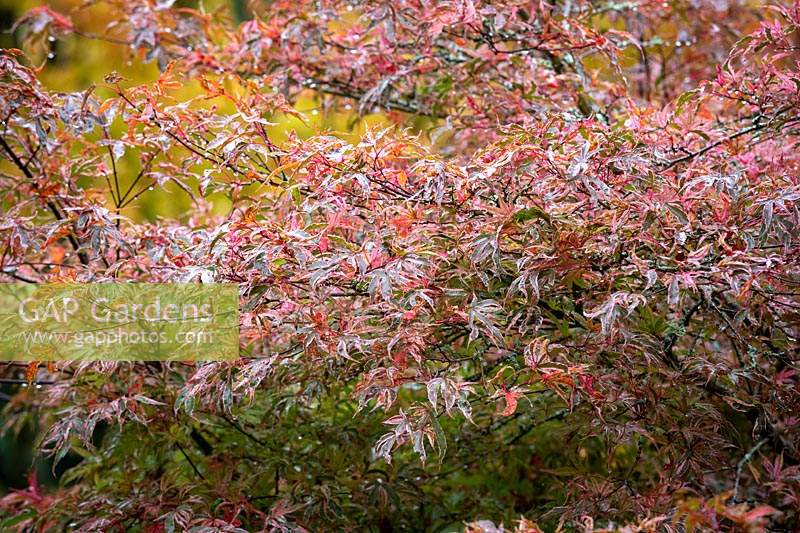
[1,0,800,531]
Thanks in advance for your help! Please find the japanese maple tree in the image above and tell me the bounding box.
[1,0,800,531]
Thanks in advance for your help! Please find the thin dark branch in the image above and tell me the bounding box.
[120,180,156,209]
[1,270,38,283]
[119,149,161,205]
[662,106,797,169]
[663,296,704,368]
[0,136,89,265]
[221,413,267,446]
[732,437,769,503]
[105,143,121,207]
[506,408,569,446]
[175,442,207,481]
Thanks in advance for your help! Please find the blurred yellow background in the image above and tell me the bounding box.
[0,0,403,222]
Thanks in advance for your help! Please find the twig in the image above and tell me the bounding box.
[1,270,38,283]
[221,413,267,446]
[662,121,767,169]
[732,437,769,503]
[175,442,207,481]
[662,296,704,368]
[0,136,89,265]
[119,148,161,205]
[662,107,797,169]
[120,181,156,209]
[506,408,568,446]
[105,142,121,208]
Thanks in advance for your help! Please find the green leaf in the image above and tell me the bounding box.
[0,510,36,528]
[675,88,699,114]
[431,413,448,466]
[666,203,690,225]
[433,76,453,96]
[513,206,551,223]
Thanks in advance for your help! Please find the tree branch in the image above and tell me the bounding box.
[732,437,768,503]
[0,136,89,265]
[662,106,797,169]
